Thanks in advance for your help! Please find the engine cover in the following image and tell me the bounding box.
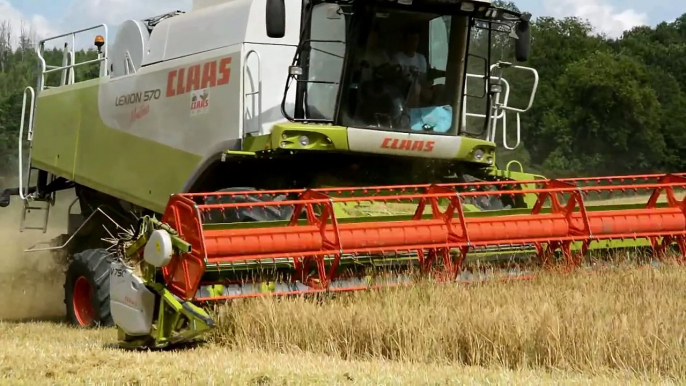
[109,262,156,336]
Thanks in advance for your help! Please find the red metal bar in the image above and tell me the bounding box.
[199,208,686,261]
[180,172,686,200]
[190,181,686,212]
[160,195,208,299]
[160,174,686,300]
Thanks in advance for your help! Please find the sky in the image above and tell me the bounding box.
[0,0,683,47]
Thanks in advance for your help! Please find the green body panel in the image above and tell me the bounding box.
[455,137,497,165]
[488,160,548,207]
[250,122,498,166]
[265,123,350,152]
[31,81,92,180]
[31,82,202,213]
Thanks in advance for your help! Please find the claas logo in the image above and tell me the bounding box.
[166,57,231,98]
[191,90,210,110]
[381,138,435,152]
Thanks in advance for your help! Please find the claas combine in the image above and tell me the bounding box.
[1,0,685,349]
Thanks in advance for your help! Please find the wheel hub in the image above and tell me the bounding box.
[73,276,95,326]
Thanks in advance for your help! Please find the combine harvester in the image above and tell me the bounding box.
[1,0,685,348]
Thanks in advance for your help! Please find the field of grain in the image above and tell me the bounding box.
[0,189,685,384]
[208,265,686,380]
[5,321,680,385]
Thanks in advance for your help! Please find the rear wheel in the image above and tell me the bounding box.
[64,249,114,327]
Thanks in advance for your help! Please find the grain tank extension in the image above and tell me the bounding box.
[2,0,685,349]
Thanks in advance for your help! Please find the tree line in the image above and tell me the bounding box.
[0,7,685,182]
[0,22,98,181]
[508,13,686,178]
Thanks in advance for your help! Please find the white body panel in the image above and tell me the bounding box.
[97,0,302,159]
[144,0,301,66]
[98,45,244,157]
[110,262,156,336]
[145,1,251,65]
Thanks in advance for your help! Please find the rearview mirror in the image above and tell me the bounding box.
[266,0,286,38]
[513,14,531,62]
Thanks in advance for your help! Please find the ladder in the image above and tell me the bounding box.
[17,86,54,233]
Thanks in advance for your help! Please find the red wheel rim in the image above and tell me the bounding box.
[73,276,95,326]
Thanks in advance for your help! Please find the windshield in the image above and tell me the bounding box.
[336,7,469,135]
[284,2,529,143]
[302,3,348,122]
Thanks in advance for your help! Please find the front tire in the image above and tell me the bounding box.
[204,187,295,223]
[64,249,114,327]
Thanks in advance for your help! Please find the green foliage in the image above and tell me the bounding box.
[482,12,686,177]
[0,28,99,177]
[540,51,664,176]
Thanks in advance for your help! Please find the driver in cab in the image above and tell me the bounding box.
[353,22,448,132]
[391,26,434,108]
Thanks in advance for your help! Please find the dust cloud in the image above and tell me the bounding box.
[0,186,76,321]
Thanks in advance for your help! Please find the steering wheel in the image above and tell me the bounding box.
[355,63,413,128]
[372,63,407,86]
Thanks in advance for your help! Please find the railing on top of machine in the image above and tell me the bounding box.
[35,24,110,91]
[461,62,539,151]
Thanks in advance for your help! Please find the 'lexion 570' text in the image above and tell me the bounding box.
[115,89,161,106]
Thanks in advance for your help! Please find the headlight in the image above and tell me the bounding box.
[474,149,485,161]
[299,135,310,147]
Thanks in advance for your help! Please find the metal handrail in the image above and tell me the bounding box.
[243,49,263,136]
[35,24,109,90]
[461,63,539,151]
[488,64,539,150]
[43,57,105,75]
[462,74,511,135]
[491,64,539,114]
[503,113,521,150]
[18,87,35,200]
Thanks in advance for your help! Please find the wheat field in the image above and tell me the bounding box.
[0,190,685,385]
[211,266,686,375]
